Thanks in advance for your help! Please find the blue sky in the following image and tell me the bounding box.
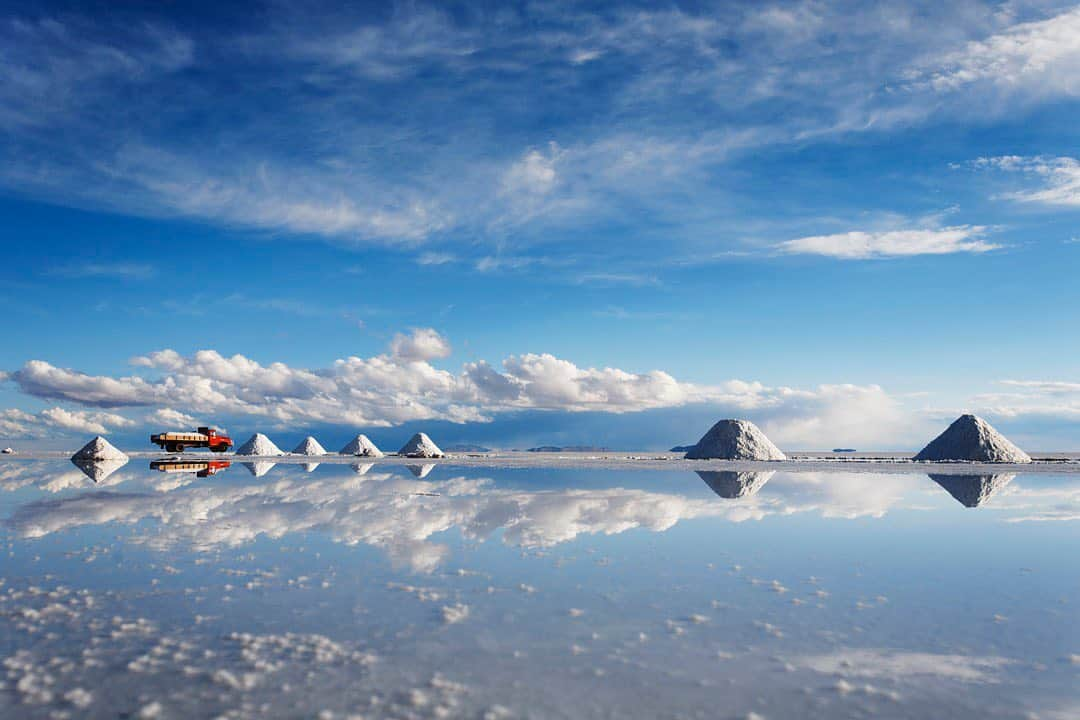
[2,0,1080,450]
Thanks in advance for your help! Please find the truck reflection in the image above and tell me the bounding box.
[150,459,231,478]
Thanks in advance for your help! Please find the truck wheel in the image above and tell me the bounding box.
[165,443,176,453]
[174,443,184,453]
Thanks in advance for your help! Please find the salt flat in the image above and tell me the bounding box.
[6,449,1080,475]
[1,459,1077,719]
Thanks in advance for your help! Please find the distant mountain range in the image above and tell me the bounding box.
[526,445,609,453]
[669,445,694,453]
[442,444,492,453]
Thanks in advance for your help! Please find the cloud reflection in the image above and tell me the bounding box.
[6,466,1080,572]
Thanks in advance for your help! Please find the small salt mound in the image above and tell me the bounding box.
[340,434,383,457]
[71,456,128,483]
[2,447,14,454]
[697,470,774,498]
[406,463,435,478]
[71,436,128,462]
[929,473,1016,508]
[234,433,285,457]
[398,432,444,458]
[685,420,785,461]
[292,436,327,456]
[242,461,277,477]
[914,414,1030,463]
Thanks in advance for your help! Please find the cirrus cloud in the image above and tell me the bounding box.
[777,226,997,259]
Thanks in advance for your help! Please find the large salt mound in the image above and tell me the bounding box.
[71,436,128,462]
[914,414,1030,463]
[697,470,774,499]
[398,432,444,458]
[340,434,383,457]
[292,436,327,456]
[929,473,1016,508]
[684,420,785,461]
[235,433,284,456]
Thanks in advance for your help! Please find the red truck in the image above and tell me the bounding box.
[150,427,233,453]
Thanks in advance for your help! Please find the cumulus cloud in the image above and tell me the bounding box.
[777,226,997,259]
[13,359,160,407]
[975,155,1080,207]
[0,407,134,437]
[389,328,452,363]
[908,7,1080,96]
[146,407,200,427]
[39,407,135,434]
[6,328,912,445]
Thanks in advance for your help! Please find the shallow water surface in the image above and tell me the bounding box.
[1,459,1078,719]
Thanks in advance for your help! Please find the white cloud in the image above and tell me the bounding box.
[415,252,456,266]
[909,7,1080,96]
[8,329,910,444]
[146,407,200,428]
[0,17,192,129]
[0,406,134,437]
[2,4,1051,257]
[39,407,135,434]
[969,379,1080,423]
[0,409,37,437]
[777,226,997,259]
[501,145,560,197]
[389,328,453,363]
[975,155,1080,207]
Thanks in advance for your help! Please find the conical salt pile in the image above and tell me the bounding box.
[235,433,284,456]
[928,473,1016,508]
[398,432,444,458]
[71,457,129,483]
[351,463,374,476]
[71,436,128,462]
[697,470,774,499]
[914,415,1030,463]
[292,436,327,456]
[406,463,435,479]
[242,461,277,477]
[684,420,785,461]
[340,434,383,457]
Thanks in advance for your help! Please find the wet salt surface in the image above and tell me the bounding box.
[1,459,1078,719]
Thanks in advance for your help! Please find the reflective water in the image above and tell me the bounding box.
[1,458,1078,719]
